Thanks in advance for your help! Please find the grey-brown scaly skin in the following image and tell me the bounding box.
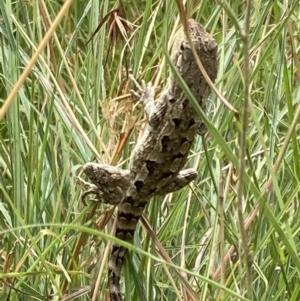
[82,19,218,301]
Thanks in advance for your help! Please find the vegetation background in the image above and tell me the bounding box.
[1,0,300,300]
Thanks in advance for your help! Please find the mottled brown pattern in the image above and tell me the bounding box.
[83,19,218,301]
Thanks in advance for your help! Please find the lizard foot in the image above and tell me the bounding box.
[129,74,167,128]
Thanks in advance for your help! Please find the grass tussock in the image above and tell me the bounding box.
[1,0,300,300]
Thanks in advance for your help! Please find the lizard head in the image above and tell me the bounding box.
[170,19,218,99]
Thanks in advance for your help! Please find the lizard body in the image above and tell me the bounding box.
[83,19,218,301]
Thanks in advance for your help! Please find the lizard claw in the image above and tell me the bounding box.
[129,74,155,101]
[81,184,100,206]
[129,74,143,91]
[130,89,140,100]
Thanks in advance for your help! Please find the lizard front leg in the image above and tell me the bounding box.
[82,163,131,205]
[129,74,168,128]
[156,168,197,195]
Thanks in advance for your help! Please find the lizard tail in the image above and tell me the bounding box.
[108,245,127,301]
[108,198,146,300]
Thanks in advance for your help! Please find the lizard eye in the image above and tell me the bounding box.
[180,42,186,51]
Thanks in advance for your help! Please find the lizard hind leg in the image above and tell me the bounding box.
[82,163,131,205]
[156,168,197,195]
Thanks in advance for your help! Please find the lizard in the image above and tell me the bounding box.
[82,19,218,301]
